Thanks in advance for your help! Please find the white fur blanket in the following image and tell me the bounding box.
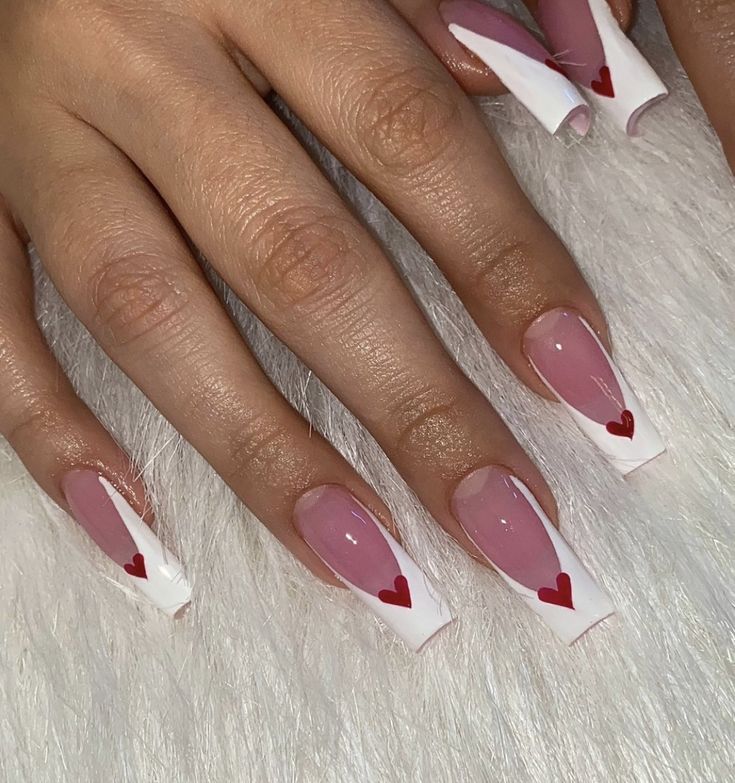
[1,1,732,781]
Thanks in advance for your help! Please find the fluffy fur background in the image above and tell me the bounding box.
[1,1,733,781]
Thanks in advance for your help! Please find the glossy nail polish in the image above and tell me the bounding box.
[535,0,667,134]
[62,471,192,616]
[452,466,614,643]
[440,0,590,136]
[524,308,665,475]
[294,485,453,651]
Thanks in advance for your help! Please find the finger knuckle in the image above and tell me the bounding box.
[355,68,463,174]
[0,326,70,444]
[224,413,294,484]
[1,397,63,445]
[87,251,191,350]
[250,206,366,316]
[385,383,465,461]
[467,230,541,313]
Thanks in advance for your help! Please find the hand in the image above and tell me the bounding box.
[0,0,672,646]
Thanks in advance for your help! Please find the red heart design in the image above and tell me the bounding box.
[591,65,615,98]
[544,58,566,76]
[537,572,574,609]
[123,553,148,580]
[606,409,634,439]
[378,575,412,608]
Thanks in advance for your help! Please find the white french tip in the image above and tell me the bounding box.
[99,477,192,616]
[572,322,665,477]
[447,24,590,136]
[360,521,455,651]
[529,318,666,477]
[586,0,668,134]
[297,488,454,652]
[454,470,615,645]
[327,521,455,652]
[508,479,615,645]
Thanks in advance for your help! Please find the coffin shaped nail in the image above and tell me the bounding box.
[524,309,665,475]
[453,467,614,643]
[535,0,667,134]
[62,471,192,616]
[440,0,591,136]
[294,485,453,651]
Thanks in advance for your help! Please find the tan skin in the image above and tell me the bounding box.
[0,0,732,588]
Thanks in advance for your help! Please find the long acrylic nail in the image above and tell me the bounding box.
[453,466,614,643]
[440,0,591,136]
[294,485,453,651]
[524,308,665,475]
[62,471,192,616]
[535,0,667,134]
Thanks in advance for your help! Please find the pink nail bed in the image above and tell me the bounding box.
[452,467,614,643]
[524,308,665,475]
[62,470,192,616]
[294,485,453,651]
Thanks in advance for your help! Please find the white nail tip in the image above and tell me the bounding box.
[311,501,454,652]
[447,24,590,136]
[364,523,454,651]
[586,0,668,133]
[494,479,615,645]
[98,477,192,617]
[531,321,665,476]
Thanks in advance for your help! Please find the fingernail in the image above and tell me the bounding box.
[452,466,614,643]
[524,308,665,475]
[535,0,667,134]
[61,471,192,617]
[294,485,454,651]
[440,0,591,136]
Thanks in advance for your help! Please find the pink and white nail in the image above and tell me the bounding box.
[440,0,591,136]
[62,471,192,616]
[536,0,668,134]
[294,485,454,651]
[453,467,614,643]
[525,308,665,475]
